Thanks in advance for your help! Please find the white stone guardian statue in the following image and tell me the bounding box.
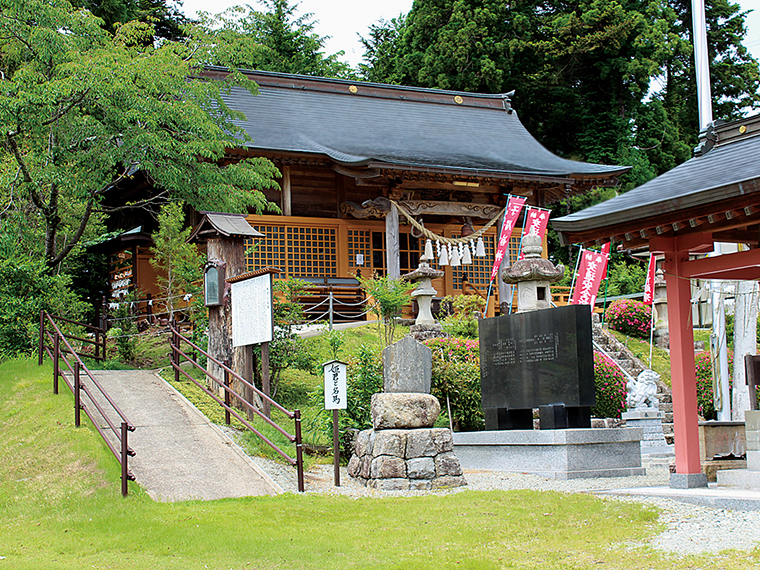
[626,369,660,410]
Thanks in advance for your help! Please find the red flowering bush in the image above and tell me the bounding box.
[605,298,652,339]
[695,349,733,420]
[591,352,628,419]
[424,337,483,431]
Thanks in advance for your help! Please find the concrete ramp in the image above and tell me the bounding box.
[81,369,281,501]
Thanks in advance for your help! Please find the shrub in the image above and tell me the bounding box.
[695,349,734,420]
[424,337,483,431]
[439,295,484,339]
[605,298,652,339]
[591,352,628,419]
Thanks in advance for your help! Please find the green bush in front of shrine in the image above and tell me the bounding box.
[694,349,734,420]
[424,337,484,431]
[591,351,628,419]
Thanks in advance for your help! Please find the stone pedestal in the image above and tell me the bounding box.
[453,428,645,479]
[718,411,759,489]
[348,393,466,490]
[622,408,669,450]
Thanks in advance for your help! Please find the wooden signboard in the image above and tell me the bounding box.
[230,273,273,347]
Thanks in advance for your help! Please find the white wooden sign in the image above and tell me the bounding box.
[323,360,347,410]
[231,273,273,347]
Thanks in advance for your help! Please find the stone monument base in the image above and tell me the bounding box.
[348,427,466,490]
[348,392,467,490]
[622,409,669,449]
[717,467,760,489]
[453,428,645,479]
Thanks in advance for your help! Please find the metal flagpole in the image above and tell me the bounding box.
[567,246,583,303]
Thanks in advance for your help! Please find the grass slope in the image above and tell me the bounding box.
[2,358,759,569]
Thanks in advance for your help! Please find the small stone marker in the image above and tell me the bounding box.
[382,336,432,393]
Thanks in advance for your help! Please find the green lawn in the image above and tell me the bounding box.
[2,357,759,569]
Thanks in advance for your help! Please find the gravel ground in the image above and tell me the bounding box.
[246,452,760,557]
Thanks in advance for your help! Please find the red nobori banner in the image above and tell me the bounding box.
[643,254,656,305]
[570,249,609,306]
[490,196,527,281]
[518,207,550,259]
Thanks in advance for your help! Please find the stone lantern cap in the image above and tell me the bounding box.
[403,262,444,282]
[501,231,565,284]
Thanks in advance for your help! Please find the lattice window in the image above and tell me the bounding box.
[450,233,518,294]
[348,229,370,271]
[286,226,337,278]
[246,225,287,279]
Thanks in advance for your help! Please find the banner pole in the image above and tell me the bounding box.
[568,246,583,303]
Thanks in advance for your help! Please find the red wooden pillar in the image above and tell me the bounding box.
[663,249,707,488]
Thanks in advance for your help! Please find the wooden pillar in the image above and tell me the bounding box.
[663,249,707,488]
[385,203,400,278]
[282,165,292,216]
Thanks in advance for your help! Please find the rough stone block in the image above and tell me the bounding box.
[359,455,371,479]
[406,428,453,458]
[371,456,407,479]
[371,392,440,430]
[431,475,467,489]
[435,452,463,477]
[372,430,407,458]
[407,457,436,479]
[354,429,373,457]
[368,478,410,491]
[409,480,432,490]
[347,454,361,478]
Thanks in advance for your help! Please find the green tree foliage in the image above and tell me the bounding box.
[361,0,759,191]
[359,275,415,346]
[0,215,86,359]
[70,0,187,40]
[0,0,281,270]
[194,0,353,78]
[149,202,203,318]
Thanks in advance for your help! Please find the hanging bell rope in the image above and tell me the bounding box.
[390,200,506,245]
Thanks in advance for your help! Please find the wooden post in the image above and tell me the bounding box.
[333,408,340,487]
[282,165,292,216]
[262,341,271,419]
[663,249,706,487]
[385,203,400,278]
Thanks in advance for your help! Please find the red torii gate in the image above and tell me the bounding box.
[553,116,760,488]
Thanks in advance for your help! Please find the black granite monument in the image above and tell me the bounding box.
[479,304,595,430]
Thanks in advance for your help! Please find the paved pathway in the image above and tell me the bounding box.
[78,369,281,501]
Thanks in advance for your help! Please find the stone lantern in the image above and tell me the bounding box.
[403,260,445,342]
[501,229,564,312]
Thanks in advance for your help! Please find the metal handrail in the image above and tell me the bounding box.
[38,311,134,495]
[593,339,636,383]
[169,322,305,492]
[38,312,107,361]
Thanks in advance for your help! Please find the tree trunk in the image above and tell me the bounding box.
[207,236,261,416]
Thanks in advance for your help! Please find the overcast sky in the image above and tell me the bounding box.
[182,0,760,68]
